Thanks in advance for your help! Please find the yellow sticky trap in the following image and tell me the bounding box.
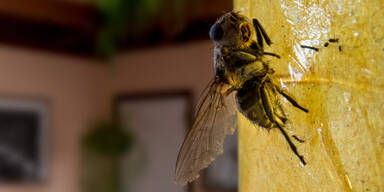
[235,0,384,191]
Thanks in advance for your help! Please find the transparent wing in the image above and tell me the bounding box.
[175,78,238,185]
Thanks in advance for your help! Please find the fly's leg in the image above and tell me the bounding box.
[260,84,307,165]
[224,86,236,96]
[275,121,306,165]
[252,19,272,48]
[274,84,309,113]
[273,106,287,124]
[252,19,281,59]
[264,52,281,59]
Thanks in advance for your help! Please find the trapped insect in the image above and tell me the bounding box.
[175,12,308,185]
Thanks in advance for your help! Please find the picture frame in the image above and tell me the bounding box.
[0,97,49,182]
[114,90,238,192]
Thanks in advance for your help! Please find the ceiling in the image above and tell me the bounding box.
[0,0,232,57]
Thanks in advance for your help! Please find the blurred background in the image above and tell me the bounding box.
[0,0,236,192]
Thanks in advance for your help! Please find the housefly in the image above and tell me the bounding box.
[175,12,308,185]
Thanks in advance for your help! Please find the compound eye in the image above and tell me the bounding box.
[240,24,251,42]
[209,23,224,42]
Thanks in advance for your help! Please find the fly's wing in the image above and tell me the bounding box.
[175,79,238,185]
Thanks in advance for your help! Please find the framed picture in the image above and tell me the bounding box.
[115,90,238,192]
[0,97,48,182]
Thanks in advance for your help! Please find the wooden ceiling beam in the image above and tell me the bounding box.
[0,0,100,31]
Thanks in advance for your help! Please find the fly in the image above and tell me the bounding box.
[175,12,308,185]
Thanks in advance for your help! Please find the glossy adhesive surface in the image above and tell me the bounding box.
[235,0,384,191]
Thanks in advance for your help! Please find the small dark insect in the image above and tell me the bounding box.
[329,38,342,52]
[175,12,308,185]
[302,38,341,51]
[300,45,319,51]
[328,38,339,43]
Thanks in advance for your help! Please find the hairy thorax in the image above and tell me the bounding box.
[219,46,268,89]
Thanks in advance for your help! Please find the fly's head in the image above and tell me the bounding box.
[209,12,254,49]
